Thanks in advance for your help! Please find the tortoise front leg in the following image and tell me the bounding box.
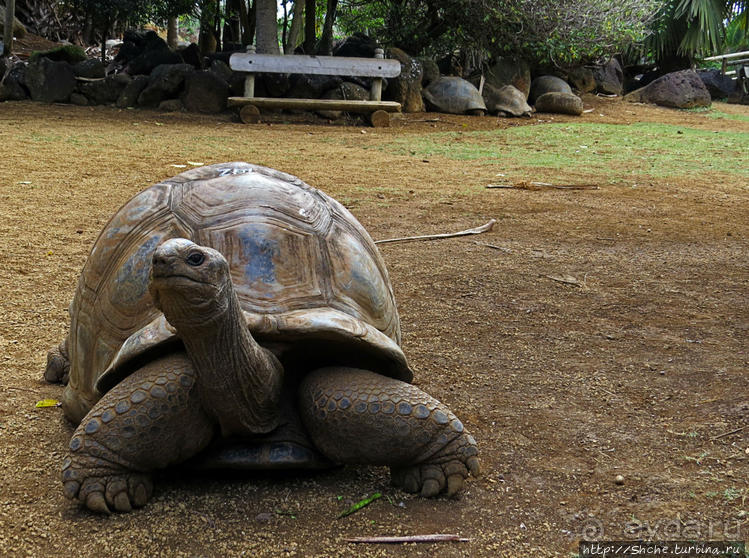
[298,367,480,497]
[62,352,215,513]
[44,336,70,384]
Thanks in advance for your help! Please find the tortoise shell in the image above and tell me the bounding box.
[422,76,487,115]
[62,162,411,423]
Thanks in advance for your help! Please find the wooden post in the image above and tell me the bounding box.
[3,0,16,57]
[370,48,384,101]
[244,44,256,98]
[721,57,727,75]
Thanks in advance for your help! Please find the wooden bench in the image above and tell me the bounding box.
[704,50,749,94]
[228,47,402,126]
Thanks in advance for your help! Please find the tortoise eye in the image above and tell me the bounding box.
[186,252,205,266]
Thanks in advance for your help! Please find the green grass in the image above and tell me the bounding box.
[374,122,749,179]
[707,108,749,123]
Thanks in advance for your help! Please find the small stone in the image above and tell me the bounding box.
[255,512,274,522]
[614,474,625,485]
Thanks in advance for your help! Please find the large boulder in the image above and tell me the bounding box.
[417,57,440,88]
[529,75,572,105]
[79,74,131,105]
[137,63,194,106]
[116,75,149,108]
[30,45,87,65]
[73,58,106,79]
[181,70,229,113]
[385,47,424,113]
[0,4,26,38]
[697,69,738,100]
[484,57,531,99]
[566,66,597,93]
[317,81,370,119]
[624,70,711,109]
[0,60,28,101]
[178,43,204,70]
[593,58,624,95]
[120,30,182,75]
[209,59,233,83]
[483,84,532,117]
[286,74,342,100]
[25,56,76,103]
[333,33,380,58]
[534,92,584,115]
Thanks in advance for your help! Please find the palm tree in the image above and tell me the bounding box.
[645,0,748,69]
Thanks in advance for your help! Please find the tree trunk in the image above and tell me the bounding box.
[255,0,280,53]
[281,0,288,52]
[318,0,338,55]
[199,0,217,54]
[3,0,16,57]
[100,19,109,66]
[239,0,256,46]
[167,16,178,49]
[285,0,304,53]
[304,0,316,53]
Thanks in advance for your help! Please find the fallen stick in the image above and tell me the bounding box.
[375,219,495,245]
[473,240,511,253]
[2,385,39,394]
[345,534,470,544]
[710,425,748,441]
[545,274,583,287]
[486,182,599,191]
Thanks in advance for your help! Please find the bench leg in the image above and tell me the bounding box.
[369,110,390,128]
[239,104,261,124]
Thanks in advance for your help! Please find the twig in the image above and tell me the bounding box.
[1,385,39,394]
[486,182,598,190]
[473,241,511,253]
[375,219,495,245]
[711,425,748,441]
[345,534,470,544]
[545,274,583,287]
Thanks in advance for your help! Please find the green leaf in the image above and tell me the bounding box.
[337,492,382,519]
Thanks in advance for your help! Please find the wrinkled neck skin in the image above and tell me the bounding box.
[169,282,284,437]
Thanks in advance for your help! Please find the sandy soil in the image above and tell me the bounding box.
[0,97,747,557]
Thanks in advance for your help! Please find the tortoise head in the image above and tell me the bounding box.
[149,238,233,329]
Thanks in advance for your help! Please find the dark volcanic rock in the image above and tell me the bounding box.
[26,57,76,103]
[385,47,424,113]
[593,58,624,95]
[73,59,106,79]
[181,71,229,113]
[697,69,738,99]
[116,75,149,108]
[624,70,711,109]
[137,63,194,107]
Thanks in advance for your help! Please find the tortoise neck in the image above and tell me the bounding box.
[178,286,283,436]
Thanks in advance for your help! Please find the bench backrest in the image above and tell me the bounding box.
[229,53,401,78]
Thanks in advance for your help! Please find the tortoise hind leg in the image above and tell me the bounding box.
[62,352,215,513]
[298,367,480,498]
[45,336,70,384]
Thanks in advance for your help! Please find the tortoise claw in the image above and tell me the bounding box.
[84,492,111,514]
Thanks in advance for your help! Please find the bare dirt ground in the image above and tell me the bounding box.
[0,97,747,557]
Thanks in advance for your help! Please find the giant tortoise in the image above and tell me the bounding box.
[45,162,480,513]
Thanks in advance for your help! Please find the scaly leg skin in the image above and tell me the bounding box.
[44,336,70,384]
[62,353,215,513]
[298,367,480,498]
